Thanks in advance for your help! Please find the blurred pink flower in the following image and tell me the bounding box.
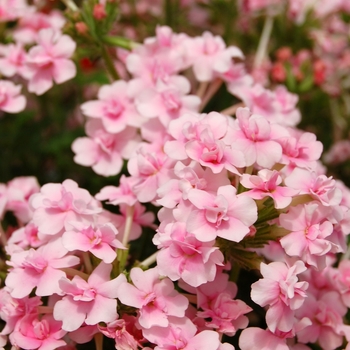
[25,28,76,95]
[0,80,26,113]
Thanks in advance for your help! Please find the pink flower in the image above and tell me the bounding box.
[10,314,67,350]
[156,161,230,209]
[136,77,200,127]
[239,327,289,350]
[30,179,102,236]
[53,262,126,331]
[0,80,26,113]
[7,222,46,249]
[5,176,40,223]
[165,111,245,174]
[95,175,138,207]
[251,260,309,332]
[154,221,224,287]
[81,80,144,133]
[62,222,125,263]
[231,107,288,168]
[221,62,253,96]
[98,317,141,350]
[118,267,189,329]
[186,185,258,242]
[0,43,28,78]
[279,202,338,269]
[72,119,140,177]
[295,291,347,350]
[13,10,65,44]
[333,260,350,307]
[0,0,29,22]
[142,316,221,350]
[25,28,76,95]
[236,84,301,127]
[277,129,323,171]
[0,288,42,335]
[5,240,80,298]
[127,145,175,203]
[197,291,252,336]
[240,169,298,209]
[284,168,342,206]
[187,31,243,81]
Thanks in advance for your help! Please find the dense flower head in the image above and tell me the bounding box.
[2,8,350,350]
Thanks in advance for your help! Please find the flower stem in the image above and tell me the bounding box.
[254,15,274,69]
[61,267,89,280]
[220,102,245,116]
[122,205,135,247]
[196,81,209,99]
[102,36,136,50]
[0,222,7,247]
[200,78,223,111]
[37,306,54,314]
[61,0,79,12]
[138,251,158,268]
[83,252,93,274]
[100,45,119,81]
[94,332,103,350]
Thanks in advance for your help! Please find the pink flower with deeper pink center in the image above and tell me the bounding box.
[231,107,288,168]
[284,167,342,206]
[154,221,224,287]
[54,262,126,332]
[72,119,140,177]
[10,314,67,350]
[81,80,144,133]
[251,260,309,333]
[117,267,189,329]
[25,28,76,95]
[279,202,339,269]
[240,169,299,209]
[5,240,80,298]
[62,222,125,263]
[30,179,102,236]
[186,185,257,242]
[142,316,222,350]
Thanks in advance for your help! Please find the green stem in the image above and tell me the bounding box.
[102,36,136,50]
[100,45,119,81]
[117,247,129,274]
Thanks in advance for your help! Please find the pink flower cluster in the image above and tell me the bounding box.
[0,6,76,116]
[1,16,350,350]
